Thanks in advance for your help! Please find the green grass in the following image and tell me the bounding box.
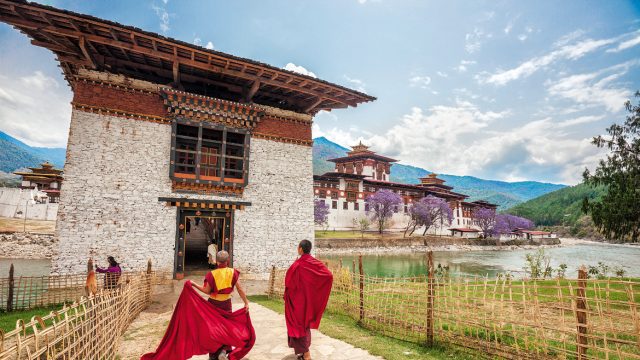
[249,295,478,360]
[0,304,64,333]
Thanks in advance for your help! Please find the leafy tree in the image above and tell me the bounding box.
[365,189,403,234]
[472,207,497,238]
[314,199,330,226]
[404,195,453,236]
[358,218,370,239]
[583,91,640,242]
[494,213,534,235]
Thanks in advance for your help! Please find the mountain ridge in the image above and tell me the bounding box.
[0,131,65,173]
[313,136,566,209]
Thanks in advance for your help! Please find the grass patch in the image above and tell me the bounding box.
[0,304,63,333]
[315,230,391,239]
[0,216,55,234]
[249,295,477,360]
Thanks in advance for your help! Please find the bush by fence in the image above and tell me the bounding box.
[268,253,640,360]
[0,270,171,359]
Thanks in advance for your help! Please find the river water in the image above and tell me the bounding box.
[324,242,640,278]
[0,258,51,278]
[1,243,639,279]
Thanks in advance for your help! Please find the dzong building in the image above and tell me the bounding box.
[0,0,374,278]
[314,142,497,234]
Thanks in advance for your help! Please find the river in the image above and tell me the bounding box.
[1,242,639,279]
[323,242,640,278]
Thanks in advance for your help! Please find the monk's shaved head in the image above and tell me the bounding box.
[299,240,312,254]
[216,250,230,263]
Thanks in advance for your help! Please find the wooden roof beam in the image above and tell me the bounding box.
[304,97,325,113]
[243,79,261,103]
[79,36,97,69]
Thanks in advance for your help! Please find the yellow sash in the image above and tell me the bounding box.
[210,267,234,301]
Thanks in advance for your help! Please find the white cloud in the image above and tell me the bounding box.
[547,61,638,113]
[554,29,586,47]
[478,33,624,86]
[455,60,476,73]
[193,37,202,46]
[465,28,492,53]
[344,75,366,93]
[0,71,72,148]
[607,31,640,53]
[436,71,448,78]
[205,41,214,50]
[409,75,431,88]
[283,63,317,78]
[315,100,608,184]
[518,34,528,42]
[152,3,171,33]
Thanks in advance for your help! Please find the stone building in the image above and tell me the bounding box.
[0,1,374,278]
[314,143,496,233]
[14,162,63,203]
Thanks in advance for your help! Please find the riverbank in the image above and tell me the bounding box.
[0,232,56,259]
[316,234,566,256]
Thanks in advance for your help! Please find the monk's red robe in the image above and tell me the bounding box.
[141,281,255,360]
[284,254,333,343]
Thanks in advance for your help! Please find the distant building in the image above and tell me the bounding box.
[313,143,497,233]
[14,162,63,203]
[516,230,558,241]
[449,228,481,238]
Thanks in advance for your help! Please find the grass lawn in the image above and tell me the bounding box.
[315,230,394,239]
[248,295,477,360]
[0,304,63,333]
[0,216,56,234]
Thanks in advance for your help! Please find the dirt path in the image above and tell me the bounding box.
[118,277,381,360]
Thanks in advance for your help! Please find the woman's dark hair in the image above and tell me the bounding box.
[107,256,119,267]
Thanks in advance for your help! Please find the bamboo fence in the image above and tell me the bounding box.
[268,253,640,360]
[0,270,171,360]
[0,262,169,312]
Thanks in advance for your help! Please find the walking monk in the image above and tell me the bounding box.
[285,240,333,360]
[141,250,254,360]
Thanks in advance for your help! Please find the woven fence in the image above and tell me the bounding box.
[268,253,640,360]
[0,270,171,360]
[0,260,167,312]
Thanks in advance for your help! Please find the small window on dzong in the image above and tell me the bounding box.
[172,121,249,187]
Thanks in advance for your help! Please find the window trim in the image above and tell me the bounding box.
[170,119,250,188]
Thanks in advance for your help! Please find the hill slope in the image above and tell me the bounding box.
[0,131,65,172]
[506,183,607,226]
[313,136,566,209]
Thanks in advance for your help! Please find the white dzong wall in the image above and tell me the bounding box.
[54,109,313,277]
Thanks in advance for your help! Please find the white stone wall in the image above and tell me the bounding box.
[53,110,312,277]
[0,187,58,221]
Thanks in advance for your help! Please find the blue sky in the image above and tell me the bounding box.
[0,0,638,185]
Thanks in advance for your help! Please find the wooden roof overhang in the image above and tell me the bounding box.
[0,0,376,115]
[314,172,368,181]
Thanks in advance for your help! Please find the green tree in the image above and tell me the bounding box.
[583,91,640,242]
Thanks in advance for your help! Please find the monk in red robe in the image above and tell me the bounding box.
[284,240,333,360]
[192,250,250,360]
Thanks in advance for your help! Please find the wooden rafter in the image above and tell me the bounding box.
[0,0,375,114]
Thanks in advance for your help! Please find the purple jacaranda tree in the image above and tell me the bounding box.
[314,199,330,226]
[366,189,403,234]
[472,207,497,238]
[404,196,453,237]
[494,214,534,235]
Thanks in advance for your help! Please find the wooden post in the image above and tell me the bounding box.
[576,266,588,360]
[358,255,364,323]
[7,263,14,312]
[426,251,435,346]
[147,259,152,274]
[268,265,276,298]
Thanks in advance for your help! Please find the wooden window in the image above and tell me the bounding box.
[343,202,348,210]
[171,121,249,187]
[354,202,360,211]
[332,201,337,209]
[319,190,327,199]
[365,203,370,212]
[346,192,357,202]
[331,192,339,199]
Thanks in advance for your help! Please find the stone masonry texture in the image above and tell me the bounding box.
[53,109,314,277]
